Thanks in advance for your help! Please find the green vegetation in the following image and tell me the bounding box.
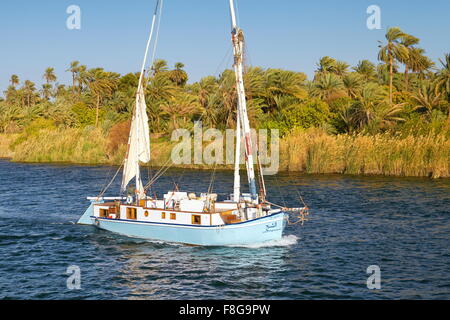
[0,27,449,177]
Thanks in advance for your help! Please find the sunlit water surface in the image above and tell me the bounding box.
[0,160,448,299]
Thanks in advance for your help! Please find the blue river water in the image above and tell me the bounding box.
[0,160,448,300]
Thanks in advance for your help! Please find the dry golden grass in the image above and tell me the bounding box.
[2,127,449,178]
[12,128,110,164]
[0,134,17,158]
[280,128,449,178]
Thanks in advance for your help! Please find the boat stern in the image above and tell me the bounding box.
[77,199,104,225]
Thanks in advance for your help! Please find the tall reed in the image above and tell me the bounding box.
[2,127,449,178]
[0,134,17,158]
[280,128,449,178]
[12,128,110,164]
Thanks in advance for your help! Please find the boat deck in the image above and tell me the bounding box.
[94,202,242,224]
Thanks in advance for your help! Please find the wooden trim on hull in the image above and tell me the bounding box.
[90,211,285,229]
[93,203,230,215]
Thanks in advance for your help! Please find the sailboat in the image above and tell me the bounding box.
[78,0,308,246]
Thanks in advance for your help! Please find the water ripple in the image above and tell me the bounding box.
[0,160,449,299]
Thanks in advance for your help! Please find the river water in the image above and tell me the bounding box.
[0,160,448,299]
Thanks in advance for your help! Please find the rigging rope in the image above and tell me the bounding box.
[207,163,218,194]
[97,161,125,198]
[143,157,173,191]
[98,164,114,195]
[150,0,164,73]
[273,174,287,208]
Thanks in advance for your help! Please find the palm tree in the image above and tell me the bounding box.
[169,62,188,86]
[52,84,68,100]
[87,69,119,126]
[408,48,434,79]
[315,57,349,78]
[21,104,45,124]
[10,75,19,88]
[350,83,404,131]
[0,104,22,133]
[378,27,409,104]
[146,72,178,131]
[192,76,220,127]
[217,70,238,128]
[77,65,88,95]
[316,56,336,73]
[41,68,57,100]
[338,104,355,134]
[244,66,265,97]
[194,76,218,109]
[41,83,53,101]
[398,34,419,90]
[315,56,337,79]
[411,81,442,115]
[146,73,178,102]
[311,73,345,102]
[353,60,376,82]
[151,59,169,75]
[377,62,399,86]
[263,69,307,112]
[4,86,16,104]
[22,80,37,107]
[372,101,405,131]
[350,83,386,129]
[333,61,350,77]
[67,61,79,93]
[161,94,202,130]
[435,53,450,121]
[343,73,364,98]
[43,67,57,85]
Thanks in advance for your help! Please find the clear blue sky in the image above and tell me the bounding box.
[0,0,449,96]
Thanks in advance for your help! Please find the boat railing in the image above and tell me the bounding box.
[87,197,127,202]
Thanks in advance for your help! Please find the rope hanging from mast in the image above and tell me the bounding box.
[97,161,125,199]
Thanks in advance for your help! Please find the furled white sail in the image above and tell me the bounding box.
[119,0,162,199]
[121,86,150,196]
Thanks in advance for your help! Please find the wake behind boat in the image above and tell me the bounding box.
[78,0,309,246]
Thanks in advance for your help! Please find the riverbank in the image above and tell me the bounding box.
[0,128,448,178]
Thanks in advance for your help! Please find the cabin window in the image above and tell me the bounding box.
[170,213,176,220]
[99,209,108,218]
[161,212,166,219]
[192,215,201,225]
[126,207,137,220]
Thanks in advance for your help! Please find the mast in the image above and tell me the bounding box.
[121,0,159,199]
[229,0,258,202]
[138,0,160,93]
[233,107,241,202]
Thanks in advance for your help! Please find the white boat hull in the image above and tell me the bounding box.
[79,204,287,246]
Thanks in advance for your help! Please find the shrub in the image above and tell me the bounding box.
[11,118,56,150]
[107,121,130,156]
[71,102,103,127]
